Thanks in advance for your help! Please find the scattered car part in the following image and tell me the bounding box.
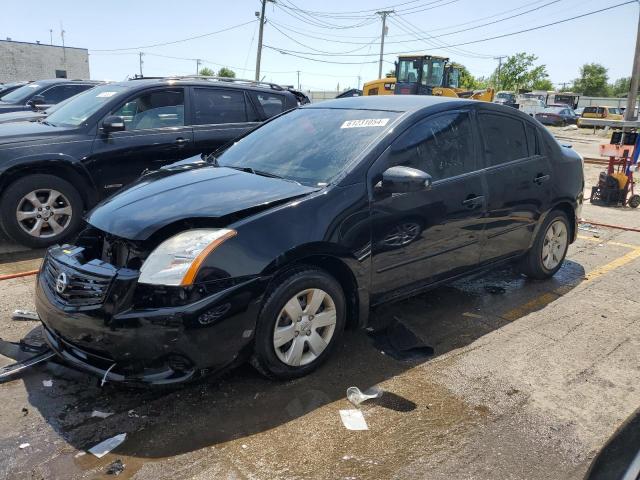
[88,433,127,458]
[0,349,55,382]
[12,310,40,321]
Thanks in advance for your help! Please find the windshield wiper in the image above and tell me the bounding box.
[225,165,302,185]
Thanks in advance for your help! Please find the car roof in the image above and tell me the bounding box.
[110,78,297,97]
[304,95,474,112]
[28,79,102,85]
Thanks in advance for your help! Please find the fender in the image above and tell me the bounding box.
[528,198,580,249]
[0,154,99,207]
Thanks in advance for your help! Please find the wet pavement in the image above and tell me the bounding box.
[1,221,639,479]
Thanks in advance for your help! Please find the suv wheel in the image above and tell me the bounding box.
[0,174,84,248]
[520,210,570,280]
[251,266,346,380]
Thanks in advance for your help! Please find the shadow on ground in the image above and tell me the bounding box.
[16,260,585,462]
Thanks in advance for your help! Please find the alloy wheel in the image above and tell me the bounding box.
[541,219,568,270]
[273,288,337,367]
[16,189,73,238]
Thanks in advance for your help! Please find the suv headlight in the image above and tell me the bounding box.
[138,229,236,286]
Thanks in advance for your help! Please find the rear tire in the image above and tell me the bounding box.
[251,266,346,380]
[520,210,570,280]
[0,174,84,248]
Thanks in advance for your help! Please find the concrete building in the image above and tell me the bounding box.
[0,39,89,83]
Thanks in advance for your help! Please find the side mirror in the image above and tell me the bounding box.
[27,95,45,109]
[378,166,432,194]
[102,115,125,133]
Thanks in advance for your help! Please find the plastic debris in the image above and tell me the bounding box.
[12,310,39,321]
[562,124,578,131]
[19,443,30,449]
[74,451,86,458]
[339,410,368,431]
[42,380,52,387]
[92,410,114,419]
[346,386,383,407]
[88,433,127,458]
[241,444,248,449]
[106,459,126,476]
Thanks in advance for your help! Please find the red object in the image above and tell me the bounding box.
[0,269,38,281]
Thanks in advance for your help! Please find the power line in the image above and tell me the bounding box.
[263,1,637,58]
[91,20,257,52]
[264,46,379,64]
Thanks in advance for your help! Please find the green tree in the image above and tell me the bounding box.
[452,63,477,89]
[495,52,550,91]
[217,67,236,78]
[532,78,554,91]
[610,77,631,97]
[573,63,609,96]
[198,67,215,76]
[386,69,395,78]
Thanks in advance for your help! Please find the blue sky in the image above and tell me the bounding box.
[2,0,638,91]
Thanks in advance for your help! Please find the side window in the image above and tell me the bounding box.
[40,84,91,104]
[193,88,253,125]
[253,93,286,118]
[112,89,184,130]
[526,125,540,156]
[479,113,528,166]
[387,112,475,181]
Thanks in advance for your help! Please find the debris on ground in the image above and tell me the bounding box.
[346,386,383,407]
[42,380,52,387]
[18,443,30,449]
[578,224,600,234]
[0,347,55,383]
[21,407,28,416]
[562,124,578,130]
[339,409,369,431]
[127,409,139,418]
[462,312,483,319]
[91,410,114,419]
[106,459,126,476]
[484,285,506,295]
[11,310,39,321]
[367,317,434,361]
[88,433,127,458]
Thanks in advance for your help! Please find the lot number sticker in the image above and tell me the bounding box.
[96,91,118,98]
[341,118,390,129]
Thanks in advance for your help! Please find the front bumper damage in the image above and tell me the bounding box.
[35,246,268,386]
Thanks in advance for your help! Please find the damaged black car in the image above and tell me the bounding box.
[35,96,584,385]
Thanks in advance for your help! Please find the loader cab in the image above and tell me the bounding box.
[394,55,450,95]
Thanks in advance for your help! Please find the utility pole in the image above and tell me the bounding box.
[297,70,300,90]
[196,59,201,75]
[376,10,393,79]
[255,0,274,82]
[139,52,144,77]
[49,29,53,45]
[357,75,361,89]
[60,22,66,63]
[625,4,640,121]
[494,56,506,91]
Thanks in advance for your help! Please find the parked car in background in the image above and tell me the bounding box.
[518,97,546,116]
[34,96,584,385]
[577,106,624,127]
[494,91,518,108]
[0,77,299,248]
[0,81,31,97]
[574,107,584,116]
[0,97,70,125]
[0,79,102,114]
[535,106,580,126]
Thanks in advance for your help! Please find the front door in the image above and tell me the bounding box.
[477,110,552,263]
[369,110,487,302]
[88,87,193,197]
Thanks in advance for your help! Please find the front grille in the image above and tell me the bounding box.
[43,257,113,307]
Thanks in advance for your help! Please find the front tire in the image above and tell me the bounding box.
[520,210,570,280]
[251,266,346,380]
[0,174,84,248]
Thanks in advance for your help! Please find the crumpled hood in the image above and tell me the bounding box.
[0,120,70,145]
[86,166,319,240]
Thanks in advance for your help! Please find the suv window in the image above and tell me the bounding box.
[40,84,93,104]
[479,113,528,166]
[387,111,475,181]
[112,89,184,130]
[193,88,255,125]
[253,92,286,118]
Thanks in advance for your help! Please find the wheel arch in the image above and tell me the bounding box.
[0,160,99,209]
[529,200,578,249]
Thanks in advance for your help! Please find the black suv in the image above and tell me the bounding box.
[0,77,299,247]
[0,79,101,114]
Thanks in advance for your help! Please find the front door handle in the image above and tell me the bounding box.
[533,174,550,185]
[175,137,191,146]
[462,195,484,209]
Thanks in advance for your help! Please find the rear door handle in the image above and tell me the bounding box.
[533,174,550,185]
[175,137,191,146]
[462,195,484,208]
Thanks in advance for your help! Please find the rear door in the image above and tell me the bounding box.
[88,87,193,196]
[370,110,487,299]
[190,87,261,155]
[478,110,551,263]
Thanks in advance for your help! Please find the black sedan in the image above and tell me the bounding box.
[35,96,584,385]
[535,106,580,126]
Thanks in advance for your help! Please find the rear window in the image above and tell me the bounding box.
[479,113,529,166]
[193,88,257,125]
[252,93,286,118]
